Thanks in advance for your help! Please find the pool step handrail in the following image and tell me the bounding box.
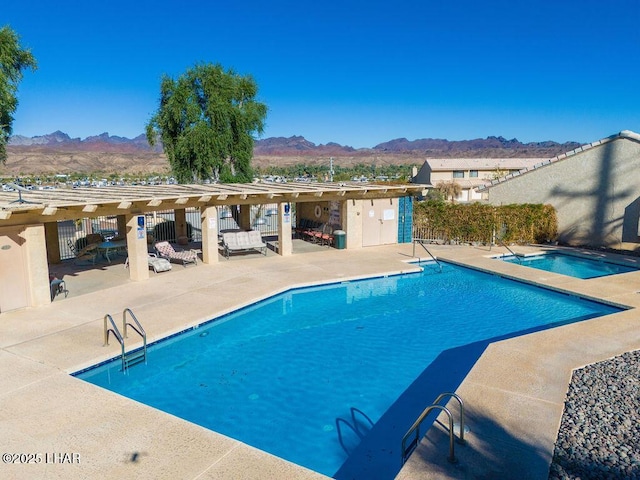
[499,240,522,263]
[412,239,443,272]
[122,308,147,369]
[401,392,465,465]
[103,314,127,371]
[102,309,147,371]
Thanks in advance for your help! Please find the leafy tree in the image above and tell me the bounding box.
[146,63,267,184]
[435,180,462,203]
[0,26,37,164]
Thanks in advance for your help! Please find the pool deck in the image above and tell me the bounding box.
[1,243,639,479]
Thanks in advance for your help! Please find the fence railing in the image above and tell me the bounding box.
[412,221,494,246]
[56,204,287,260]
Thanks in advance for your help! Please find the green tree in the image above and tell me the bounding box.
[435,180,463,203]
[146,63,267,184]
[0,26,37,164]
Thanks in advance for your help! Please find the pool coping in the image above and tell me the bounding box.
[1,243,639,479]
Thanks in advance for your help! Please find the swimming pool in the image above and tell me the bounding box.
[76,262,622,479]
[498,252,638,279]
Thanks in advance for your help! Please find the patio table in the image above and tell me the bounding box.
[96,240,127,263]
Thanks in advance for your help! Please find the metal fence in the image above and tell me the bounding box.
[57,204,287,260]
[411,223,491,245]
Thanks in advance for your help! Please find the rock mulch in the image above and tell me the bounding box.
[549,350,640,479]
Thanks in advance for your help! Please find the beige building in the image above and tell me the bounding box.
[412,158,546,202]
[480,130,640,248]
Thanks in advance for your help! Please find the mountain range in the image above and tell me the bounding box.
[9,131,582,158]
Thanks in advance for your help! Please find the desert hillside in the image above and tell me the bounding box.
[2,148,430,177]
[2,132,581,176]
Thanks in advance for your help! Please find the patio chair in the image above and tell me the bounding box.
[308,223,327,243]
[49,275,68,301]
[319,224,335,247]
[154,241,198,267]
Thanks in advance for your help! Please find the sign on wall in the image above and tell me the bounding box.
[330,201,341,225]
[137,216,145,239]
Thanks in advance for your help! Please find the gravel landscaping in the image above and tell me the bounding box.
[549,350,640,479]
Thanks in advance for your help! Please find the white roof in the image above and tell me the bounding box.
[426,158,549,171]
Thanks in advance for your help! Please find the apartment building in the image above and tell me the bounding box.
[412,158,547,202]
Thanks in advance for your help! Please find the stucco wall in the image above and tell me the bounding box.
[486,136,640,247]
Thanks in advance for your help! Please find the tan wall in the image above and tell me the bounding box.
[430,171,454,183]
[342,199,363,249]
[297,202,336,226]
[0,224,50,312]
[486,137,640,247]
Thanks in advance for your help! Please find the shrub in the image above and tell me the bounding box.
[414,201,557,245]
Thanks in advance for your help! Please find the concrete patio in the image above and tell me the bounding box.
[1,242,639,479]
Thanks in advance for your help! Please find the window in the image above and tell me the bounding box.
[469,170,478,178]
[453,170,464,179]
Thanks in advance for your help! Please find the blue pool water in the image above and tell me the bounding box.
[76,262,622,479]
[500,252,638,279]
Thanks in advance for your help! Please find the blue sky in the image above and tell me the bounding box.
[4,0,640,148]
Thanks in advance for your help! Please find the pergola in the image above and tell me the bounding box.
[0,181,425,310]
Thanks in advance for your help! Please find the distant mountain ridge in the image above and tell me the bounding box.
[8,131,581,158]
[9,131,163,153]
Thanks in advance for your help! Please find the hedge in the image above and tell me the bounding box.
[413,201,557,245]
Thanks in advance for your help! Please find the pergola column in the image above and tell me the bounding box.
[125,214,150,281]
[200,206,219,263]
[175,208,188,240]
[27,224,51,306]
[44,221,61,264]
[116,215,127,239]
[238,205,251,230]
[277,202,293,256]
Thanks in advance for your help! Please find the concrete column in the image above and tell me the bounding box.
[200,206,219,263]
[175,208,187,240]
[116,215,127,239]
[277,202,293,256]
[238,205,251,230]
[125,214,150,281]
[342,199,363,249]
[44,221,61,264]
[25,224,51,307]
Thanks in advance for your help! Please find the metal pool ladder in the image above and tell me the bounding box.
[413,239,443,272]
[401,392,466,465]
[103,308,147,371]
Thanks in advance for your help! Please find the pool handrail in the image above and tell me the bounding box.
[498,240,522,263]
[102,309,147,371]
[401,404,456,464]
[401,392,465,465]
[413,238,443,272]
[103,313,126,371]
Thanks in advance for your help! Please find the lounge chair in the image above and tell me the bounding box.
[76,244,99,264]
[222,230,267,259]
[124,253,172,273]
[67,239,98,265]
[154,241,198,267]
[147,253,172,272]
